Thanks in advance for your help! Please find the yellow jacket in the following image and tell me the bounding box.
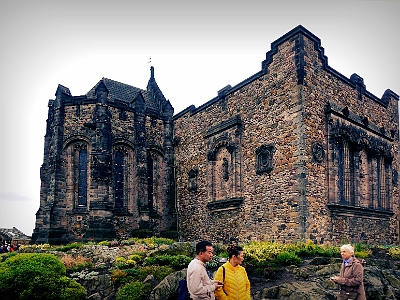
[214,262,251,300]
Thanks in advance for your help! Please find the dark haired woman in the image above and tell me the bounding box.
[214,245,251,300]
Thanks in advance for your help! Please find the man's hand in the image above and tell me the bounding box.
[213,280,224,288]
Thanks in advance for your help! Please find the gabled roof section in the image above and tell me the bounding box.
[86,78,151,104]
[55,84,71,97]
[146,66,169,111]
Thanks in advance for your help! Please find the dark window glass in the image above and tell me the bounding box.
[78,149,88,206]
[147,156,154,210]
[114,151,124,208]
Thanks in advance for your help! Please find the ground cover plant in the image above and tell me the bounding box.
[1,238,399,299]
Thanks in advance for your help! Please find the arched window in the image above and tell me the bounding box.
[337,140,356,205]
[63,141,89,209]
[77,148,88,206]
[114,151,124,208]
[328,120,393,212]
[147,155,154,210]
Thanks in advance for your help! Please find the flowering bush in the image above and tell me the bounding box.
[388,247,400,259]
[19,244,52,253]
[61,254,93,271]
[129,252,146,262]
[243,241,286,261]
[55,242,83,252]
[111,269,128,284]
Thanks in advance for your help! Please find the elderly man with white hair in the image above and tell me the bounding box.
[331,244,366,300]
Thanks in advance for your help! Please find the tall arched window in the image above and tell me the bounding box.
[337,139,357,205]
[147,155,154,210]
[114,151,124,208]
[77,148,88,206]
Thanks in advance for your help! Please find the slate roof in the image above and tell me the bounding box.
[0,227,31,242]
[86,77,152,104]
[84,66,172,115]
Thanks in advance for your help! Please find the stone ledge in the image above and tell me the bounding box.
[328,203,394,219]
[207,198,244,211]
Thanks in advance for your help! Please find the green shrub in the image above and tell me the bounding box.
[140,237,175,247]
[143,254,191,270]
[0,253,86,300]
[55,242,83,252]
[243,241,286,261]
[354,243,371,253]
[316,244,340,257]
[129,252,147,263]
[205,255,221,270]
[355,251,369,259]
[292,241,340,257]
[169,255,192,270]
[19,276,86,300]
[111,269,128,284]
[274,251,302,266]
[121,238,138,245]
[153,242,195,257]
[0,251,18,262]
[212,243,227,256]
[244,258,276,269]
[59,277,87,300]
[116,281,152,300]
[18,244,52,253]
[243,258,276,277]
[98,240,111,246]
[124,265,174,282]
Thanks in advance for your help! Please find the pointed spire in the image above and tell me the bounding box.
[150,66,155,80]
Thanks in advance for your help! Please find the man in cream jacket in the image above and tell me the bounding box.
[187,241,223,300]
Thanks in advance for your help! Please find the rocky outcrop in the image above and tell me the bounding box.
[147,256,400,300]
[72,271,116,300]
[148,269,187,300]
[252,256,400,300]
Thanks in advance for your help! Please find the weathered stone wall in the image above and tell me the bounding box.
[33,75,176,244]
[32,26,399,246]
[173,26,399,245]
[174,37,306,243]
[301,33,399,244]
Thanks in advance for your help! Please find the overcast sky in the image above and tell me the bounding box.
[0,0,399,236]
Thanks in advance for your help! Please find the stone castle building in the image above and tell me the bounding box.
[32,25,399,245]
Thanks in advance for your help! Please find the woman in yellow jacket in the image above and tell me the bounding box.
[214,244,251,300]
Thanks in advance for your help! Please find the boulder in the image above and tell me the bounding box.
[148,268,187,300]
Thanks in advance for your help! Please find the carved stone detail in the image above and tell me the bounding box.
[311,142,325,163]
[256,144,275,175]
[91,153,112,182]
[393,170,398,185]
[188,169,198,191]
